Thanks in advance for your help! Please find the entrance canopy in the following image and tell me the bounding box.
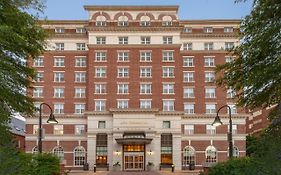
[115,132,152,144]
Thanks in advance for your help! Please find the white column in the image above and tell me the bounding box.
[153,134,161,170]
[87,135,96,170]
[112,133,123,170]
[173,134,182,171]
[107,134,113,170]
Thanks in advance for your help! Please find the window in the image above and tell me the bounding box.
[224,27,234,33]
[228,124,238,134]
[163,83,174,94]
[118,37,128,44]
[55,28,64,33]
[162,51,174,62]
[117,52,129,62]
[95,84,106,94]
[140,100,152,109]
[32,146,38,154]
[228,104,237,114]
[118,16,129,26]
[75,104,85,114]
[225,56,234,63]
[95,100,106,111]
[96,15,106,26]
[206,104,216,114]
[204,42,214,50]
[75,57,86,67]
[163,121,171,128]
[162,18,173,26]
[95,67,106,78]
[141,37,151,44]
[74,146,86,166]
[183,88,194,98]
[183,57,194,67]
[55,43,64,50]
[98,121,106,129]
[54,72,64,82]
[230,146,240,158]
[183,43,192,50]
[140,16,151,26]
[53,146,64,162]
[204,57,215,67]
[183,72,194,82]
[54,125,63,135]
[76,28,86,33]
[96,134,108,164]
[54,88,64,98]
[95,52,107,62]
[161,134,172,164]
[117,83,129,94]
[206,146,217,163]
[33,125,39,134]
[163,36,173,44]
[203,27,213,33]
[140,83,152,94]
[183,27,192,33]
[76,43,86,51]
[75,88,86,98]
[140,21,150,26]
[205,88,216,98]
[140,52,152,62]
[33,57,44,67]
[54,104,64,114]
[162,67,174,78]
[117,100,129,109]
[182,146,195,169]
[184,125,194,135]
[227,88,235,98]
[117,68,129,78]
[205,72,215,82]
[96,37,106,44]
[33,87,43,98]
[54,57,64,67]
[75,125,85,135]
[75,72,86,82]
[140,67,152,78]
[184,104,195,114]
[206,124,216,134]
[163,100,174,111]
[225,42,234,50]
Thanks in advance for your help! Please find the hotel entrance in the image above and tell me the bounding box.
[123,145,145,171]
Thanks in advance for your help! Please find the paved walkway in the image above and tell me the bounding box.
[69,170,200,175]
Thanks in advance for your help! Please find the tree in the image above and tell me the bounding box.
[0,0,46,146]
[216,0,281,112]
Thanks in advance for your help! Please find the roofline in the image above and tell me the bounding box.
[84,5,179,12]
[38,20,88,25]
[180,19,241,24]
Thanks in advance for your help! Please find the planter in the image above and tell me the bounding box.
[147,165,154,171]
[112,165,121,171]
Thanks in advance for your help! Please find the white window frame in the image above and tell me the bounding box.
[206,124,216,134]
[204,57,215,67]
[75,125,85,135]
[95,100,106,111]
[184,103,195,114]
[204,42,214,50]
[55,43,64,51]
[183,88,195,98]
[74,103,85,114]
[140,99,152,109]
[162,51,174,62]
[183,43,192,50]
[162,67,174,78]
[54,72,65,82]
[96,37,106,44]
[183,57,194,67]
[75,57,86,67]
[140,67,152,78]
[95,67,107,78]
[33,87,43,98]
[141,36,151,44]
[206,104,216,114]
[54,87,64,98]
[163,36,173,44]
[140,83,152,94]
[205,72,215,82]
[117,83,129,94]
[54,103,64,114]
[118,37,128,44]
[95,83,106,94]
[75,72,86,83]
[117,52,129,62]
[117,99,129,109]
[184,124,194,135]
[183,72,194,82]
[54,57,65,67]
[76,43,86,51]
[205,87,216,98]
[163,100,175,111]
[95,52,107,62]
[54,124,64,135]
[140,51,152,62]
[163,83,174,94]
[33,57,44,67]
[117,67,129,78]
[74,87,86,98]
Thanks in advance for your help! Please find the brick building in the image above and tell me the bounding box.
[25,6,249,171]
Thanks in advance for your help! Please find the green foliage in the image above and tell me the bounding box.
[246,135,258,156]
[0,146,60,175]
[216,0,281,111]
[0,0,46,146]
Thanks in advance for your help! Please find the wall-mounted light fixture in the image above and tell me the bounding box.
[115,150,121,156]
[148,150,153,155]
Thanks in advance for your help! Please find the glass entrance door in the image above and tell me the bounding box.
[124,152,144,171]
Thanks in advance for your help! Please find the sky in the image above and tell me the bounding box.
[41,0,254,20]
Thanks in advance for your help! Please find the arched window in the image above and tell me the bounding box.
[32,146,38,154]
[162,16,173,26]
[205,146,217,163]
[118,16,129,26]
[140,16,151,26]
[96,16,106,26]
[53,146,64,162]
[74,146,86,166]
[182,146,195,169]
[228,146,240,158]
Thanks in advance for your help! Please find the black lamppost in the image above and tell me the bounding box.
[38,103,58,153]
[212,105,233,158]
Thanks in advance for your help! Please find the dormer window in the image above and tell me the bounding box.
[118,16,129,26]
[76,28,86,33]
[204,27,213,33]
[140,16,151,26]
[162,16,173,26]
[183,27,192,33]
[96,16,107,26]
[55,28,65,33]
[224,27,234,33]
